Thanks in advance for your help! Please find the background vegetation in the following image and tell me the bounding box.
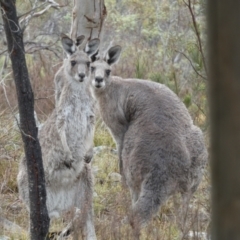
[0,0,209,239]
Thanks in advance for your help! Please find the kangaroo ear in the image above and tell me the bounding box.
[61,34,77,56]
[91,50,99,62]
[76,35,85,47]
[85,38,100,56]
[105,45,122,65]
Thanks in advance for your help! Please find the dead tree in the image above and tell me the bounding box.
[0,1,49,239]
[208,1,240,240]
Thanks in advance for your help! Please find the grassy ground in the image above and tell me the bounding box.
[0,113,210,240]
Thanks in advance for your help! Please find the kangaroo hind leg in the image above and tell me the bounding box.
[130,171,174,239]
[57,164,96,240]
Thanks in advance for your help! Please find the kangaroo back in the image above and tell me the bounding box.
[89,45,208,238]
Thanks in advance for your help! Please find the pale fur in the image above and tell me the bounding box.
[89,46,208,238]
[17,35,100,240]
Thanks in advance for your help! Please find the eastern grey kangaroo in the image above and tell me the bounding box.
[89,46,208,238]
[17,35,100,240]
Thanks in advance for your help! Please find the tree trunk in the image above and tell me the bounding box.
[0,1,50,239]
[70,0,107,42]
[208,1,240,240]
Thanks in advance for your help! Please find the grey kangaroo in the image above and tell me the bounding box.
[17,35,100,240]
[89,45,208,238]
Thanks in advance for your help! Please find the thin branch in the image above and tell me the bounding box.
[28,46,61,59]
[0,54,8,78]
[0,49,8,56]
[18,0,59,19]
[1,81,36,140]
[0,70,12,85]
[35,94,55,101]
[24,40,61,58]
[175,50,207,80]
[193,99,206,117]
[183,0,208,76]
[0,40,61,58]
[18,2,46,19]
[19,0,60,32]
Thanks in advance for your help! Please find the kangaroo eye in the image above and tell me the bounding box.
[86,62,90,68]
[91,67,95,72]
[71,60,76,67]
[105,69,111,76]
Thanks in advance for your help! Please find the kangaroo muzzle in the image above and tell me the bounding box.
[94,76,105,88]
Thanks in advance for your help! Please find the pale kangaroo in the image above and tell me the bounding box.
[17,35,100,240]
[89,46,208,238]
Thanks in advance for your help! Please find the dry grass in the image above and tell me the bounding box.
[0,111,211,239]
[0,52,58,120]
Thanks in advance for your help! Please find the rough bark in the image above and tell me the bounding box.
[208,1,240,240]
[70,0,106,42]
[0,1,50,239]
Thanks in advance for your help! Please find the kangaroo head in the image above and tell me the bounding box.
[90,45,122,90]
[61,34,100,83]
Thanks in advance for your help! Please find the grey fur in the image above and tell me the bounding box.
[17,35,100,240]
[89,46,208,238]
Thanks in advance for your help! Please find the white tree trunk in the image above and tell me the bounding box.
[71,0,106,41]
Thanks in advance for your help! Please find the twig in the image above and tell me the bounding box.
[1,81,36,141]
[18,2,47,19]
[193,99,206,117]
[183,0,208,76]
[24,40,61,58]
[18,0,60,19]
[0,70,12,85]
[0,54,8,77]
[0,49,7,56]
[28,46,61,58]
[35,94,55,101]
[175,50,207,80]
[20,1,60,32]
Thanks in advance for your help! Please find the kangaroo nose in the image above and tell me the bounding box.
[78,73,85,80]
[95,77,103,83]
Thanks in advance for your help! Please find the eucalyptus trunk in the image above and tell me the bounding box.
[71,0,106,42]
